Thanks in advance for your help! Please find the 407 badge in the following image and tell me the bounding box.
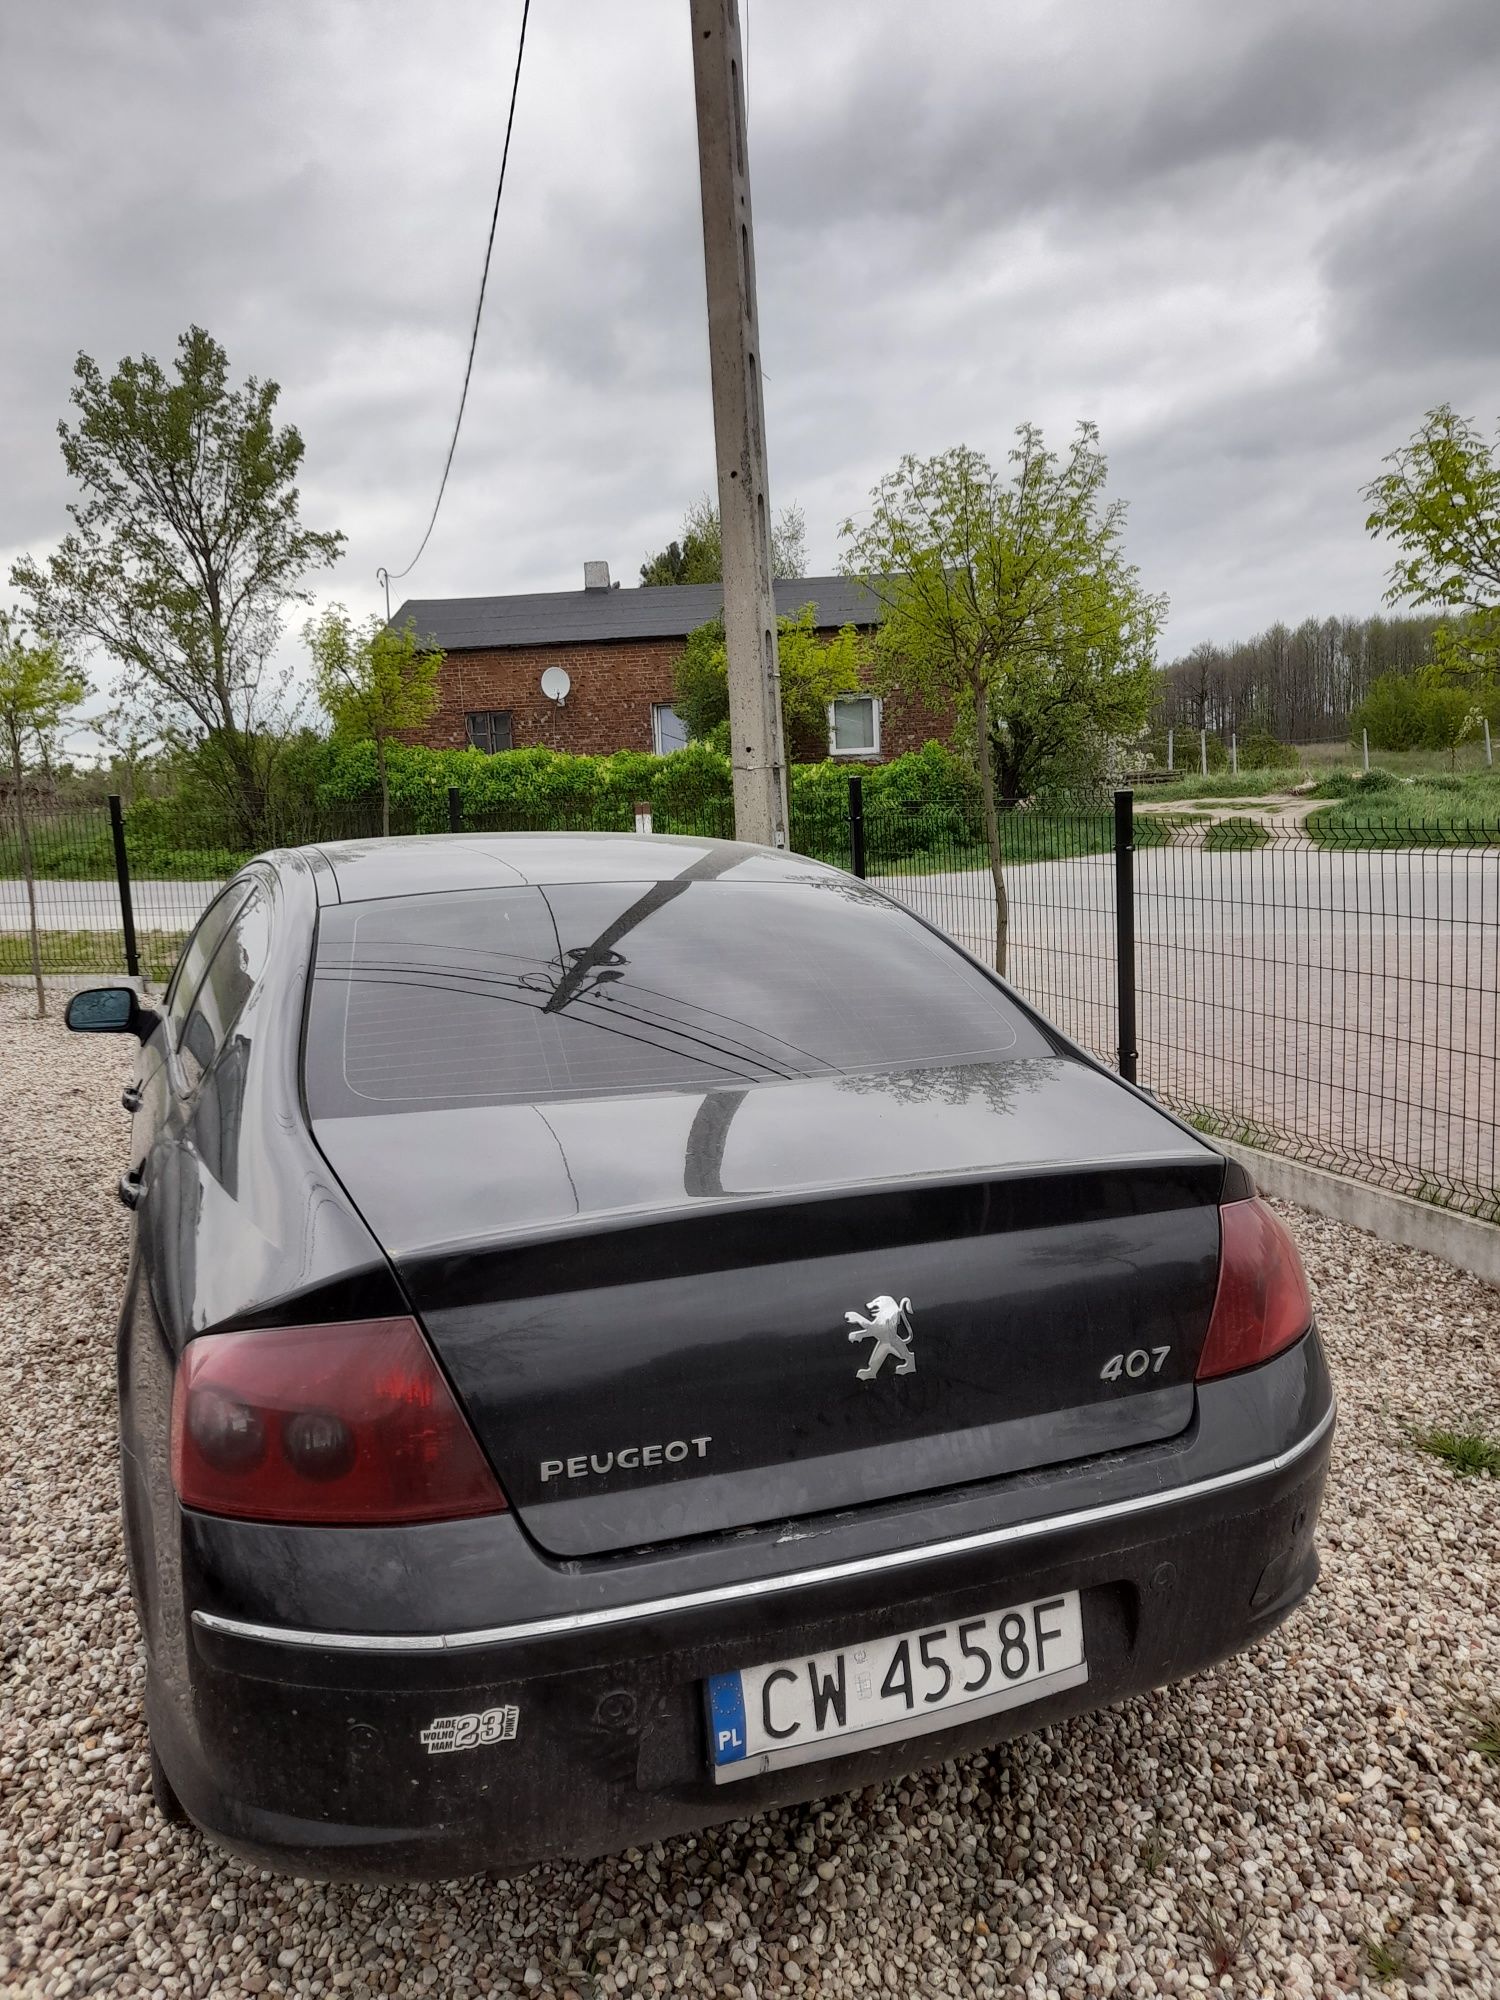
[419,1705,520,1755]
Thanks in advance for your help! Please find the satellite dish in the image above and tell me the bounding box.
[540,665,571,706]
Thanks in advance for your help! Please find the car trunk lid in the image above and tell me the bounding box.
[312,1059,1225,1557]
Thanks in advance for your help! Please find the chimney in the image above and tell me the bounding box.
[583,560,611,591]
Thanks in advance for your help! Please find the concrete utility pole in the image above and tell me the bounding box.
[689,0,788,848]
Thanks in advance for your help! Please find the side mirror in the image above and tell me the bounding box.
[65,986,160,1043]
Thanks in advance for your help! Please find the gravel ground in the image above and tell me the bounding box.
[1,987,1497,2000]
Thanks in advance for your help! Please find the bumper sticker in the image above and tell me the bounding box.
[420,1705,520,1754]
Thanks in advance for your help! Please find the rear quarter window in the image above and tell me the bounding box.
[165,883,254,1042]
[305,877,1057,1116]
[178,887,274,1090]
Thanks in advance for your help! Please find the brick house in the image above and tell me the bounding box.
[392,564,947,763]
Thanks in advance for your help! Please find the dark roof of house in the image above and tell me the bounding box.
[390,576,882,651]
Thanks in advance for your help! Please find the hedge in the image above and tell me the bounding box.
[2,740,992,880]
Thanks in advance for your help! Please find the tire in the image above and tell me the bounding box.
[148,1738,189,1826]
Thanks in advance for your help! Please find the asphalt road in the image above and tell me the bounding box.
[0,877,225,934]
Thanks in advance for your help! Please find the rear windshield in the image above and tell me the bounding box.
[305,878,1056,1115]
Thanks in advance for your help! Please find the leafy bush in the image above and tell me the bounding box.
[1239,732,1298,770]
[316,739,732,834]
[1353,671,1500,756]
[791,739,976,813]
[1351,673,1428,751]
[792,741,981,861]
[1312,766,1401,798]
[0,814,117,879]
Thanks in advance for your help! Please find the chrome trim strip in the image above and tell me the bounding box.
[193,1400,1335,1657]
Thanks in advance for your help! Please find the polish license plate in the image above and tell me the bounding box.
[706,1589,1086,1783]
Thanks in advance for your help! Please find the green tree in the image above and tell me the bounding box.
[1353,668,1497,765]
[1418,679,1485,769]
[0,613,88,1015]
[988,637,1159,802]
[1239,731,1297,771]
[308,609,442,836]
[1351,672,1428,752]
[92,702,165,808]
[640,493,808,585]
[673,605,863,758]
[841,427,1165,973]
[1364,405,1500,684]
[10,326,344,844]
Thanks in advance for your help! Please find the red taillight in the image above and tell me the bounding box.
[1196,1197,1314,1381]
[170,1317,507,1525]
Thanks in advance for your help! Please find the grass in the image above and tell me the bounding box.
[1185,1107,1279,1150]
[1364,1936,1406,1983]
[1296,740,1498,778]
[0,928,185,983]
[1203,815,1271,850]
[1138,1816,1170,1879]
[1471,1709,1500,1763]
[1182,1885,1246,1980]
[1411,1427,1500,1477]
[1307,774,1500,845]
[1130,769,1304,801]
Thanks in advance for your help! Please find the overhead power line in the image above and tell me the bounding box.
[387,0,532,586]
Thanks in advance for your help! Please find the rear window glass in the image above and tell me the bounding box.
[305,879,1055,1115]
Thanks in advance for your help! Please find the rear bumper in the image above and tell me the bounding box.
[143,1340,1334,1880]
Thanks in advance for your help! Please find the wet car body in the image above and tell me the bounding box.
[86,835,1333,1878]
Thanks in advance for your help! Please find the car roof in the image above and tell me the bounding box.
[294,832,848,904]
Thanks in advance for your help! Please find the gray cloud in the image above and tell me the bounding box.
[3,0,1498,724]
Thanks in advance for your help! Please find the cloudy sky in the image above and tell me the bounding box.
[3,0,1498,723]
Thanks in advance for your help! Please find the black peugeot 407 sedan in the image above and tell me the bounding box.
[66,833,1333,1879]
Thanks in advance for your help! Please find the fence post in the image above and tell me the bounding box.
[1230,731,1238,775]
[1486,717,1494,768]
[1113,789,1137,1085]
[1166,726,1173,773]
[1362,729,1370,774]
[447,786,463,834]
[108,794,141,983]
[847,773,866,879]
[1199,728,1208,776]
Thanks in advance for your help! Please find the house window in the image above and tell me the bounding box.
[828,695,881,758]
[466,711,513,755]
[652,703,690,755]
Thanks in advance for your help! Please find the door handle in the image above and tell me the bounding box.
[122,1083,143,1113]
[118,1170,144,1210]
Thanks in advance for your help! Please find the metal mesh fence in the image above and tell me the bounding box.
[5,788,1497,1222]
[0,803,138,981]
[1135,821,1500,1221]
